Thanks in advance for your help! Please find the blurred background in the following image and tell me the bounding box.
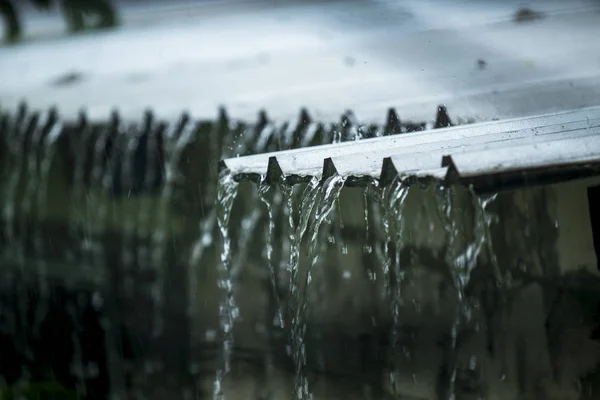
[2,0,600,123]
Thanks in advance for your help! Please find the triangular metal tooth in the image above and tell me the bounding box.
[110,109,121,127]
[384,108,401,135]
[218,159,228,173]
[77,109,88,129]
[173,111,191,141]
[299,108,311,125]
[253,109,270,145]
[380,157,399,186]
[291,108,311,148]
[140,109,154,136]
[26,112,41,137]
[218,106,228,127]
[441,155,460,183]
[17,100,27,120]
[342,110,356,126]
[324,123,337,144]
[179,110,191,127]
[42,107,60,140]
[322,157,338,181]
[434,105,452,129]
[47,106,59,125]
[257,109,269,128]
[144,108,154,125]
[266,156,284,184]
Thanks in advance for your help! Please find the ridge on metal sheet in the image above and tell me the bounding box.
[221,106,600,179]
[276,109,600,181]
[448,134,600,177]
[220,104,454,178]
[223,106,600,192]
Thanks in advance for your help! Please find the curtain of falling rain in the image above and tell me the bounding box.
[214,158,526,400]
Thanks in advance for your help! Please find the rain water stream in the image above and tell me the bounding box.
[212,169,502,400]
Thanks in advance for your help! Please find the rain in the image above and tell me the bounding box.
[1,0,600,399]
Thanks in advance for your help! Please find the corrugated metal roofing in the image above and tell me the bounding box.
[222,106,600,191]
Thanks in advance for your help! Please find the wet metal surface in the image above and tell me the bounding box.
[222,106,600,191]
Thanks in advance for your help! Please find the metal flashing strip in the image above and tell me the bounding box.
[221,106,600,191]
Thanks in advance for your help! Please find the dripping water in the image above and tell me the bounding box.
[381,177,410,397]
[90,121,127,399]
[363,186,373,255]
[18,113,48,338]
[213,170,240,400]
[120,128,140,303]
[230,191,263,280]
[471,190,508,379]
[434,185,500,400]
[291,174,346,400]
[258,179,284,329]
[436,184,466,400]
[68,117,93,281]
[2,112,35,267]
[152,119,196,338]
[283,177,320,400]
[31,118,63,340]
[256,179,284,400]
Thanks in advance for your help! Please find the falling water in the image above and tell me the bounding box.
[230,192,263,281]
[363,186,373,255]
[286,174,346,400]
[20,113,48,261]
[281,177,319,400]
[471,190,509,378]
[188,208,217,365]
[31,116,62,339]
[69,116,94,280]
[90,120,127,399]
[433,184,501,400]
[2,112,35,267]
[213,169,240,400]
[256,179,284,400]
[120,129,140,304]
[379,177,411,396]
[89,122,113,283]
[152,118,196,338]
[436,184,467,400]
[258,179,284,329]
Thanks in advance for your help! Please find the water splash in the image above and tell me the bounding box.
[213,169,240,400]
